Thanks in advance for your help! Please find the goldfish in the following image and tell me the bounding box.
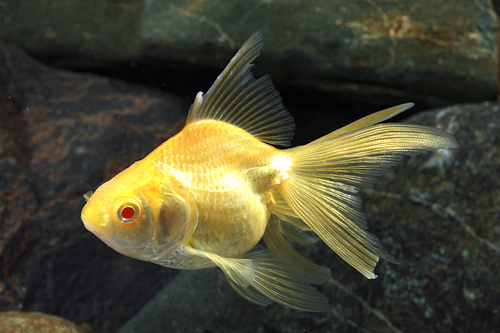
[81,32,458,312]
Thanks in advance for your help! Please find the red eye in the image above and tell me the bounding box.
[117,201,141,223]
[121,206,135,220]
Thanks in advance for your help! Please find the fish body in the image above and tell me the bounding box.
[151,119,284,265]
[81,32,458,311]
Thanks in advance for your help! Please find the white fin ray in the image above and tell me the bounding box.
[226,278,273,306]
[311,103,414,144]
[242,248,329,312]
[280,175,395,279]
[264,215,331,284]
[187,245,328,311]
[277,216,319,244]
[271,188,300,218]
[271,189,318,242]
[280,113,458,279]
[186,32,295,147]
[289,124,458,189]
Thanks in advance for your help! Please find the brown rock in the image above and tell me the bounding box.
[0,0,498,106]
[0,41,186,331]
[0,311,85,333]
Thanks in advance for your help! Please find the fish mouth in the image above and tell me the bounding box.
[81,213,100,235]
[81,214,112,246]
[81,212,153,255]
[81,214,121,249]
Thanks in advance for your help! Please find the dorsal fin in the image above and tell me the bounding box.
[186,32,295,147]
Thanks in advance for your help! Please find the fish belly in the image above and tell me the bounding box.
[158,120,279,258]
[188,179,272,257]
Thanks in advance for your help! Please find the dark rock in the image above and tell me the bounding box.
[1,9,499,330]
[0,311,86,333]
[493,0,500,17]
[358,102,500,332]
[119,269,265,333]
[118,102,499,332]
[0,0,498,106]
[0,41,186,331]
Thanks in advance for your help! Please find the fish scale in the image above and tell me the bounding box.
[145,119,281,257]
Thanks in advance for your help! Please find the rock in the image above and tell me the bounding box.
[493,0,500,16]
[0,0,498,106]
[0,311,85,333]
[358,102,500,332]
[119,269,265,333]
[0,41,186,331]
[1,12,499,330]
[118,102,499,332]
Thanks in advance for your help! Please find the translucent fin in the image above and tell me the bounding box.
[280,118,458,279]
[184,247,254,287]
[272,189,315,241]
[272,188,300,218]
[274,212,310,231]
[312,103,415,144]
[264,215,331,285]
[226,278,273,306]
[186,32,295,147]
[275,214,318,244]
[242,248,329,312]
[188,91,204,115]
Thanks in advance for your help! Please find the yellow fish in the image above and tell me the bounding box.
[81,32,458,312]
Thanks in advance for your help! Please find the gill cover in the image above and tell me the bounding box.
[107,194,152,249]
[82,169,198,261]
[152,172,199,255]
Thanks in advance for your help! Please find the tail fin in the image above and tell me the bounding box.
[277,104,458,278]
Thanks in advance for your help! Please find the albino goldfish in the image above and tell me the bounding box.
[81,32,458,312]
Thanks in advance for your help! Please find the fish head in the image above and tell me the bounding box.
[81,163,198,262]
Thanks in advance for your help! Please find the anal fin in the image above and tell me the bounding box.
[264,215,331,285]
[226,278,273,306]
[185,245,329,311]
[242,248,329,312]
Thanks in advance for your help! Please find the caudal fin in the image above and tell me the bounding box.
[277,104,458,278]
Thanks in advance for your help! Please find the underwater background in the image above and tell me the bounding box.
[0,0,499,332]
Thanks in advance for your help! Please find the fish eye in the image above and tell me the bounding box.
[117,201,141,224]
